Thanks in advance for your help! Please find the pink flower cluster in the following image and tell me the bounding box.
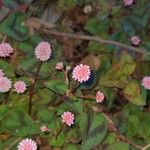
[40,125,50,132]
[0,69,27,93]
[96,91,105,103]
[55,62,64,70]
[17,138,37,150]
[142,76,150,90]
[0,76,12,92]
[131,36,141,46]
[62,111,74,126]
[14,81,27,94]
[124,0,134,6]
[72,64,91,83]
[0,42,13,57]
[35,41,52,61]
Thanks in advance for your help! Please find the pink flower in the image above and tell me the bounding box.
[40,125,50,132]
[72,64,91,83]
[131,36,141,46]
[14,81,27,94]
[55,62,64,70]
[0,77,12,92]
[0,69,4,77]
[17,138,37,150]
[0,43,13,57]
[96,91,105,103]
[61,111,74,126]
[35,41,52,61]
[142,76,150,90]
[124,0,134,6]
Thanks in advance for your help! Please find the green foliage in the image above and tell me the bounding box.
[80,113,107,150]
[45,80,68,95]
[124,81,146,106]
[0,12,29,41]
[99,53,136,88]
[0,0,150,149]
[0,60,15,77]
[2,108,39,136]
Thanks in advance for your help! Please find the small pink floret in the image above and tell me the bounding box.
[35,41,52,61]
[142,76,150,90]
[96,91,105,103]
[40,125,50,132]
[124,0,134,6]
[72,64,91,83]
[61,111,74,126]
[0,77,12,92]
[17,138,37,150]
[0,42,13,57]
[55,62,64,70]
[131,36,141,46]
[0,69,4,77]
[14,81,27,94]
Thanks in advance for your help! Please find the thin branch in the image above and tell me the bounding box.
[28,61,43,116]
[4,137,22,150]
[102,113,143,150]
[27,17,150,56]
[142,144,150,150]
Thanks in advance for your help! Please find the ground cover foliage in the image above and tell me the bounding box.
[0,0,150,149]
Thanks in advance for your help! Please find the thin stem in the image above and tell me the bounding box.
[28,61,43,116]
[4,137,22,150]
[102,113,143,150]
[4,92,9,104]
[27,17,150,56]
[2,35,7,42]
[142,144,150,150]
[70,83,80,95]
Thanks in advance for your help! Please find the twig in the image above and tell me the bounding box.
[102,113,143,150]
[4,137,22,150]
[28,61,43,116]
[142,144,150,150]
[27,17,150,55]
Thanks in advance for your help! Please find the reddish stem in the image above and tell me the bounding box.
[28,61,43,116]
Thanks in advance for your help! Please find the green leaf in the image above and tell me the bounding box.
[84,18,109,35]
[50,132,65,147]
[63,144,78,150]
[45,80,68,95]
[126,115,139,138]
[58,0,76,10]
[0,60,15,77]
[124,81,146,106]
[2,109,39,136]
[0,12,29,41]
[0,105,9,121]
[80,113,107,150]
[106,141,130,150]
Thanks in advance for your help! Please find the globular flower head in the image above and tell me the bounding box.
[40,125,50,132]
[61,111,74,126]
[72,64,91,83]
[124,0,134,6]
[83,5,92,14]
[0,69,4,77]
[131,36,141,46]
[0,77,12,92]
[96,91,105,103]
[55,62,64,70]
[14,81,27,94]
[142,76,150,90]
[0,43,13,57]
[17,138,37,150]
[35,41,52,61]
